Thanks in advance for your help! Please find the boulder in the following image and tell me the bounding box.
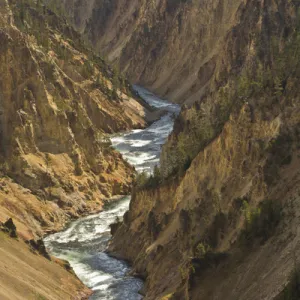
[3,218,17,238]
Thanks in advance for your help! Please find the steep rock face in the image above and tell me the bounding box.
[109,1,300,299]
[0,0,158,297]
[47,0,245,104]
[0,0,149,239]
[111,103,300,299]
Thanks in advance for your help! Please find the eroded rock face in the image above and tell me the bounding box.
[108,1,300,299]
[48,0,246,104]
[30,0,300,298]
[0,0,147,239]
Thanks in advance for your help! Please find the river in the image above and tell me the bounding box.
[44,86,180,300]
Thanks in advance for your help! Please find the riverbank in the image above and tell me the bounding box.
[44,87,180,299]
[0,84,171,300]
[44,196,143,300]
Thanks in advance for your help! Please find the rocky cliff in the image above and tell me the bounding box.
[108,1,300,299]
[0,0,159,298]
[0,0,154,239]
[45,0,248,104]
[7,0,300,299]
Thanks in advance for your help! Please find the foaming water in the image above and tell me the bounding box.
[111,85,180,173]
[45,197,143,300]
[44,86,180,299]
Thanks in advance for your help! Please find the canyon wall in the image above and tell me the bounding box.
[0,0,150,242]
[46,0,247,104]
[9,0,300,299]
[109,1,300,299]
[0,0,159,297]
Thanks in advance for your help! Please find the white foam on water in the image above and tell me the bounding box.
[124,153,157,166]
[110,136,126,145]
[93,283,111,291]
[130,129,144,133]
[135,166,151,172]
[129,140,152,147]
[71,260,114,288]
[111,86,180,174]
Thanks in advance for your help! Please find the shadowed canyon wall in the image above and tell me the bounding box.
[46,0,247,104]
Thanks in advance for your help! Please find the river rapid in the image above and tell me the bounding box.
[44,86,180,300]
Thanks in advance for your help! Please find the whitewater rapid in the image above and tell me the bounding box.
[44,86,180,299]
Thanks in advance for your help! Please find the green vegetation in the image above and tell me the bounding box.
[93,66,132,101]
[195,242,211,258]
[13,0,50,47]
[53,97,72,113]
[179,263,195,281]
[80,60,94,78]
[239,199,282,246]
[160,103,217,179]
[53,40,71,61]
[93,73,111,96]
[42,59,56,81]
[135,165,161,190]
[34,293,48,300]
[191,241,228,276]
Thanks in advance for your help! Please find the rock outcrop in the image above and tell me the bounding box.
[1,218,17,238]
[26,239,51,260]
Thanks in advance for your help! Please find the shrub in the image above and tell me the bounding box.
[43,60,56,81]
[81,60,94,78]
[135,166,162,190]
[195,242,211,258]
[192,242,228,275]
[135,171,149,188]
[239,199,282,246]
